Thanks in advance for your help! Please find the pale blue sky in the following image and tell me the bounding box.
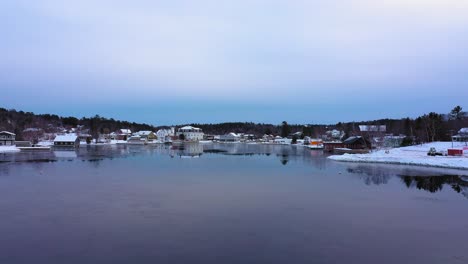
[1,0,467,125]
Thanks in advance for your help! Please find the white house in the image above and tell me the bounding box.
[0,131,15,146]
[156,128,175,143]
[453,128,468,142]
[176,126,204,141]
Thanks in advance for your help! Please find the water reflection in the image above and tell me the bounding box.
[346,164,468,199]
[171,143,203,158]
[401,175,468,197]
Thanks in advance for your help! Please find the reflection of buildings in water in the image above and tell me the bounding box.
[53,150,78,159]
[172,143,203,157]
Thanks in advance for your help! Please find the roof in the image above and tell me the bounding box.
[343,136,370,145]
[179,126,202,131]
[0,131,16,136]
[23,128,42,132]
[135,131,153,136]
[54,134,78,142]
[119,129,132,134]
[459,128,468,134]
[359,125,386,132]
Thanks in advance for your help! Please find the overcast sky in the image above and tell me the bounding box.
[1,0,467,125]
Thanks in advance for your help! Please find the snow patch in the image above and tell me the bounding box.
[328,142,468,170]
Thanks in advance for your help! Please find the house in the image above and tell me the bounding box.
[78,133,93,144]
[156,128,175,142]
[0,131,16,146]
[325,129,345,140]
[117,129,132,140]
[288,131,303,139]
[359,125,386,133]
[127,135,146,144]
[343,136,371,149]
[176,126,204,141]
[324,141,345,152]
[54,134,80,147]
[453,128,468,142]
[134,131,157,141]
[219,133,241,142]
[203,134,215,140]
[383,135,406,148]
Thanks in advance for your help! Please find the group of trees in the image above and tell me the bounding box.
[1,105,466,143]
[0,108,155,141]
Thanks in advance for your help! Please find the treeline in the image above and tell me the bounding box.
[0,108,155,140]
[183,106,468,142]
[1,105,467,142]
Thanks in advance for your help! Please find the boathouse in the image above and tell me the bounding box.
[343,136,371,149]
[0,131,15,146]
[54,134,80,147]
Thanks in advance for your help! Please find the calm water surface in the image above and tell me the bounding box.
[1,143,467,264]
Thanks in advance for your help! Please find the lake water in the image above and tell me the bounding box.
[1,143,467,264]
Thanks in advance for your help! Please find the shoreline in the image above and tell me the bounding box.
[328,142,468,170]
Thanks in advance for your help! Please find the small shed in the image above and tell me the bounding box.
[0,131,16,146]
[54,134,80,147]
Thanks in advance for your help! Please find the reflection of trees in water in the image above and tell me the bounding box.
[346,165,392,185]
[346,164,468,199]
[400,175,468,197]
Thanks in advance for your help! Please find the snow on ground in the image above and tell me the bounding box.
[329,142,468,170]
[37,141,54,146]
[0,146,20,153]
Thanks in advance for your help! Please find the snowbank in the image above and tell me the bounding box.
[37,141,54,146]
[328,142,468,170]
[0,146,20,153]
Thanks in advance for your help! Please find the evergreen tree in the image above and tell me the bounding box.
[281,121,290,138]
[450,105,463,120]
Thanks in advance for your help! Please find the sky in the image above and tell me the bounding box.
[1,0,467,125]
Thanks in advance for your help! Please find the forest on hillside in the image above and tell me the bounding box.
[0,106,467,142]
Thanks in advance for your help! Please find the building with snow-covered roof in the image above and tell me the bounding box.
[219,133,241,142]
[0,131,16,146]
[54,134,79,147]
[359,125,386,132]
[343,136,371,149]
[120,129,132,134]
[134,131,157,140]
[117,129,132,140]
[156,128,175,143]
[453,128,468,142]
[176,126,204,141]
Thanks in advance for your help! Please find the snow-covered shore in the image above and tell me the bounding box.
[0,146,20,153]
[328,142,468,170]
